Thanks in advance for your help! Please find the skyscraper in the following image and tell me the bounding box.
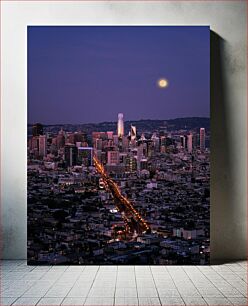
[200,128,206,150]
[95,138,103,150]
[180,135,186,149]
[117,113,124,138]
[56,128,65,149]
[122,136,129,152]
[137,144,143,170]
[107,131,113,140]
[126,155,137,172]
[113,135,119,146]
[64,145,78,167]
[38,135,47,158]
[151,132,160,152]
[131,125,137,141]
[107,151,120,165]
[78,147,93,166]
[140,133,146,141]
[32,123,43,137]
[187,133,193,153]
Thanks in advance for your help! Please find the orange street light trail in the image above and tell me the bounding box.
[93,156,151,235]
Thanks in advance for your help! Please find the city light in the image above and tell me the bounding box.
[28,113,210,265]
[93,155,150,234]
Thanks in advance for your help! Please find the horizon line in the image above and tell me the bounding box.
[28,116,210,126]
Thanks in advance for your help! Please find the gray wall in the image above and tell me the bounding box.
[1,1,247,261]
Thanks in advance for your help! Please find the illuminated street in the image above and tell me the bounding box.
[93,156,151,236]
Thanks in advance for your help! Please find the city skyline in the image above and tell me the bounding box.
[28,115,210,264]
[28,26,209,125]
[28,114,210,126]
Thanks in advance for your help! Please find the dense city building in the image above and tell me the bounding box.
[78,147,93,166]
[64,145,78,167]
[27,114,210,265]
[32,123,43,137]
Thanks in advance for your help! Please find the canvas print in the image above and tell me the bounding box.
[27,26,210,265]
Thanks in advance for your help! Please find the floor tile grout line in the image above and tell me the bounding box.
[182,266,208,302]
[226,296,248,306]
[195,266,228,298]
[2,261,247,306]
[208,267,247,298]
[83,265,100,305]
[9,295,42,306]
[134,265,139,305]
[9,275,46,301]
[61,265,86,304]
[200,270,247,296]
[8,296,19,306]
[233,270,247,282]
[18,265,82,301]
[165,266,186,305]
[149,265,162,306]
[19,276,59,299]
[113,266,118,306]
[35,295,42,306]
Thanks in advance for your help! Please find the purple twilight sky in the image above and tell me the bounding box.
[28,26,210,125]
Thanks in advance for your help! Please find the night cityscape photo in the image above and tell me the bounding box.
[27,26,210,265]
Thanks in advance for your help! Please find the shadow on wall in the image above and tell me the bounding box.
[210,31,246,264]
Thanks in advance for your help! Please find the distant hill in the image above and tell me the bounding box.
[28,117,210,136]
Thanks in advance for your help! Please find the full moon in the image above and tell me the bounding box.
[158,78,168,88]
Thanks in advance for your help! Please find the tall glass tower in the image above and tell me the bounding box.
[117,113,124,137]
[200,128,206,150]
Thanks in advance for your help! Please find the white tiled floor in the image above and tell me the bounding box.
[1,260,247,306]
